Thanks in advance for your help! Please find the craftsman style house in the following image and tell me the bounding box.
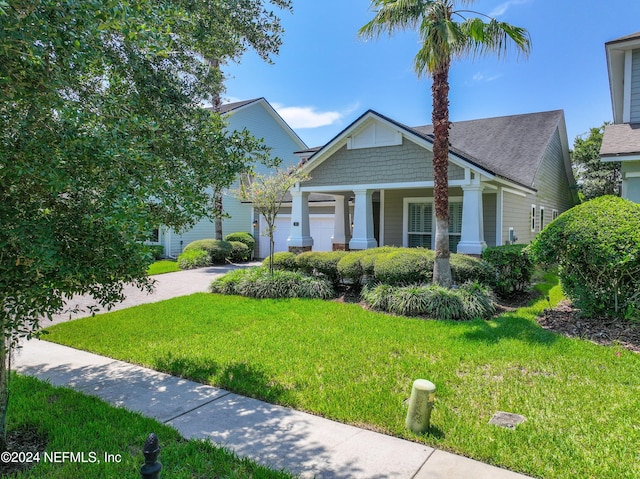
[286,109,578,254]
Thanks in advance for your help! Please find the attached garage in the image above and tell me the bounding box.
[259,214,335,258]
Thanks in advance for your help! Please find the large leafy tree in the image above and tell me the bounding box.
[360,0,530,287]
[572,123,621,200]
[0,0,287,449]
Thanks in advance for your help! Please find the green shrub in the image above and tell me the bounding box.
[224,232,255,252]
[362,281,495,320]
[336,247,400,285]
[262,251,298,271]
[229,241,251,263]
[373,249,434,285]
[145,244,164,260]
[450,253,495,286]
[178,248,210,270]
[211,267,334,299]
[183,239,232,264]
[295,251,348,285]
[529,196,640,318]
[482,244,534,296]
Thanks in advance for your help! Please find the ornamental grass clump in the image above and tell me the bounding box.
[529,196,640,319]
[362,281,495,320]
[211,268,334,300]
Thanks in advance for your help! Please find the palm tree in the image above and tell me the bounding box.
[360,0,530,287]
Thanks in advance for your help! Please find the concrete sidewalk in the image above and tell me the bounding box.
[15,339,533,479]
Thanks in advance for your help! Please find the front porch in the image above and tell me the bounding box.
[287,183,494,255]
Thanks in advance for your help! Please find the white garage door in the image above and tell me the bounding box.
[259,215,335,257]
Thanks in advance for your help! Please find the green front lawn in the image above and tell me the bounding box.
[5,375,294,478]
[147,260,180,275]
[44,274,640,479]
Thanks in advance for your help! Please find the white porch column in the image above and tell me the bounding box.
[331,195,351,250]
[349,189,377,250]
[287,190,313,252]
[457,184,487,255]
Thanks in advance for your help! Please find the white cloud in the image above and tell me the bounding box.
[272,103,345,129]
[473,72,501,82]
[489,0,531,17]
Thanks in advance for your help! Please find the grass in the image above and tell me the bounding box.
[147,260,180,275]
[44,273,640,479]
[5,374,295,478]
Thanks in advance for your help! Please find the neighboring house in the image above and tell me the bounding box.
[154,98,310,258]
[286,109,578,255]
[600,32,640,203]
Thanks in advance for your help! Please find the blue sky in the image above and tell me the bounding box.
[223,0,640,149]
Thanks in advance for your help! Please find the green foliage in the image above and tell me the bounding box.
[373,249,435,285]
[482,244,534,296]
[183,239,233,264]
[211,268,335,299]
[572,123,621,200]
[178,249,210,270]
[529,196,640,318]
[335,247,400,285]
[234,167,309,274]
[450,254,495,285]
[262,251,298,271]
[295,251,348,285]
[225,232,256,252]
[229,241,252,263]
[145,244,165,260]
[361,281,495,320]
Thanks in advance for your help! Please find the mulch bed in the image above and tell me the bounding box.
[538,299,640,353]
[0,426,48,476]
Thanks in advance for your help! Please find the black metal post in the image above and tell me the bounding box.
[140,433,162,479]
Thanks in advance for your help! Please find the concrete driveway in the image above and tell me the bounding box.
[46,262,261,327]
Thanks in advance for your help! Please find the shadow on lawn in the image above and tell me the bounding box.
[153,353,297,406]
[462,314,559,347]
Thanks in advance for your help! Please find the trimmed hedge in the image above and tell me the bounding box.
[373,249,435,285]
[336,247,401,285]
[224,232,255,252]
[178,248,210,270]
[183,239,233,264]
[481,244,534,296]
[529,196,640,319]
[229,241,251,262]
[262,252,298,271]
[295,251,348,285]
[450,253,495,287]
[361,281,495,320]
[210,267,335,299]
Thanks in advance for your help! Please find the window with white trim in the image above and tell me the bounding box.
[552,209,559,220]
[531,204,536,232]
[406,200,463,252]
[540,206,545,230]
[448,202,463,253]
[407,202,433,248]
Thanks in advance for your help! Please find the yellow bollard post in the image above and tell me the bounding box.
[405,379,436,433]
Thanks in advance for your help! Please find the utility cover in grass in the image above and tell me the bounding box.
[489,411,526,429]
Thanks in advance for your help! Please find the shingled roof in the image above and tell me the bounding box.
[411,110,566,189]
[600,123,640,158]
[218,98,261,114]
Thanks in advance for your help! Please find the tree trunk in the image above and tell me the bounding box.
[211,59,224,241]
[0,333,10,452]
[214,191,223,241]
[431,62,453,288]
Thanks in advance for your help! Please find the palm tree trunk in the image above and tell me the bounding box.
[431,61,453,288]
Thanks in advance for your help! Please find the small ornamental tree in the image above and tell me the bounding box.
[235,167,309,274]
[529,196,640,319]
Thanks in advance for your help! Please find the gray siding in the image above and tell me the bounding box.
[502,190,538,245]
[632,49,640,123]
[533,129,576,221]
[306,140,465,188]
[382,188,465,247]
[483,193,497,247]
